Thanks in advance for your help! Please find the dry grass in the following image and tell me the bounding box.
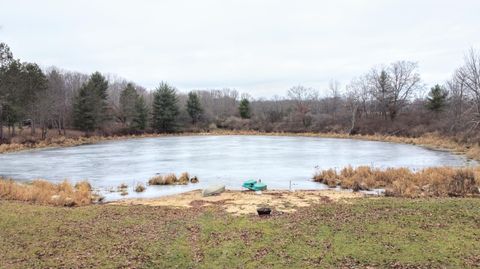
[148,172,197,185]
[314,166,480,198]
[134,183,146,193]
[0,178,95,206]
[178,172,189,184]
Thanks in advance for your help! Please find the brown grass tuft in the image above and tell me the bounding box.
[314,166,480,198]
[178,172,189,184]
[148,173,195,185]
[0,178,95,206]
[312,169,338,187]
[148,175,164,185]
[134,183,146,193]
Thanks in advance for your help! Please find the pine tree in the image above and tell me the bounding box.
[89,72,109,125]
[133,95,148,130]
[151,82,179,132]
[73,83,96,132]
[239,98,251,119]
[73,72,109,133]
[0,60,23,137]
[186,91,203,125]
[22,62,48,135]
[426,84,448,113]
[119,83,139,127]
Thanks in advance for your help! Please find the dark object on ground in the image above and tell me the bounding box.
[257,207,271,216]
[190,176,199,183]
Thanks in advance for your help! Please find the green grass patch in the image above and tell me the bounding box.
[1,198,479,268]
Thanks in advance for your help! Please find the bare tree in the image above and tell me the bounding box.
[367,61,422,121]
[328,80,341,122]
[367,67,391,120]
[388,61,422,120]
[287,85,318,128]
[455,49,480,130]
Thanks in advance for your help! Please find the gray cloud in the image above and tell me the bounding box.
[1,0,479,97]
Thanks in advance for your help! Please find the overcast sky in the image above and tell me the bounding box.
[1,0,479,98]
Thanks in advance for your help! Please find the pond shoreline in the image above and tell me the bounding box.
[1,130,479,161]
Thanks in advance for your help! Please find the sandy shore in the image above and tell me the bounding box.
[110,189,365,215]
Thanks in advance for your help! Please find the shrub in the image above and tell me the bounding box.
[178,172,189,184]
[313,166,480,198]
[135,183,146,193]
[163,174,177,185]
[312,168,338,187]
[148,175,164,185]
[0,178,95,206]
[148,173,196,185]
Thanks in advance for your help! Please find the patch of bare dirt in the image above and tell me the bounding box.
[110,189,364,215]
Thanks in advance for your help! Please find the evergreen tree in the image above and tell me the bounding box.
[22,62,48,135]
[186,91,203,125]
[0,43,13,66]
[0,60,23,136]
[73,72,109,132]
[151,82,179,132]
[89,72,109,125]
[239,98,251,119]
[73,83,96,132]
[133,95,148,130]
[426,84,448,113]
[119,83,139,127]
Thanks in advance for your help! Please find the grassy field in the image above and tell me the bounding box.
[1,198,479,268]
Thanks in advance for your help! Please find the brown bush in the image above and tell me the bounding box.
[313,166,480,198]
[178,172,189,184]
[148,175,164,185]
[0,178,95,206]
[148,173,198,186]
[312,168,338,187]
[134,183,146,193]
[148,173,180,185]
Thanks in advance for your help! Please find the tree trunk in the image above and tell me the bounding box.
[41,121,47,140]
[31,119,36,135]
[349,104,359,135]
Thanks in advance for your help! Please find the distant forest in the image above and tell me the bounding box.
[1,42,479,143]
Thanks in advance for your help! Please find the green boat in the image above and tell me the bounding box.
[242,180,267,191]
[252,182,267,191]
[242,180,257,189]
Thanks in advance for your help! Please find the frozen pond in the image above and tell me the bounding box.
[0,135,474,200]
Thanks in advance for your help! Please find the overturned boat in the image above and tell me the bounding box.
[202,184,225,197]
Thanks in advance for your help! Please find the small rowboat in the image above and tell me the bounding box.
[202,184,225,197]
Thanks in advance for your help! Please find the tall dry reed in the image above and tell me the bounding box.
[148,172,196,185]
[313,166,480,198]
[0,178,94,206]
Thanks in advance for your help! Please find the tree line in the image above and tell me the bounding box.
[1,42,479,143]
